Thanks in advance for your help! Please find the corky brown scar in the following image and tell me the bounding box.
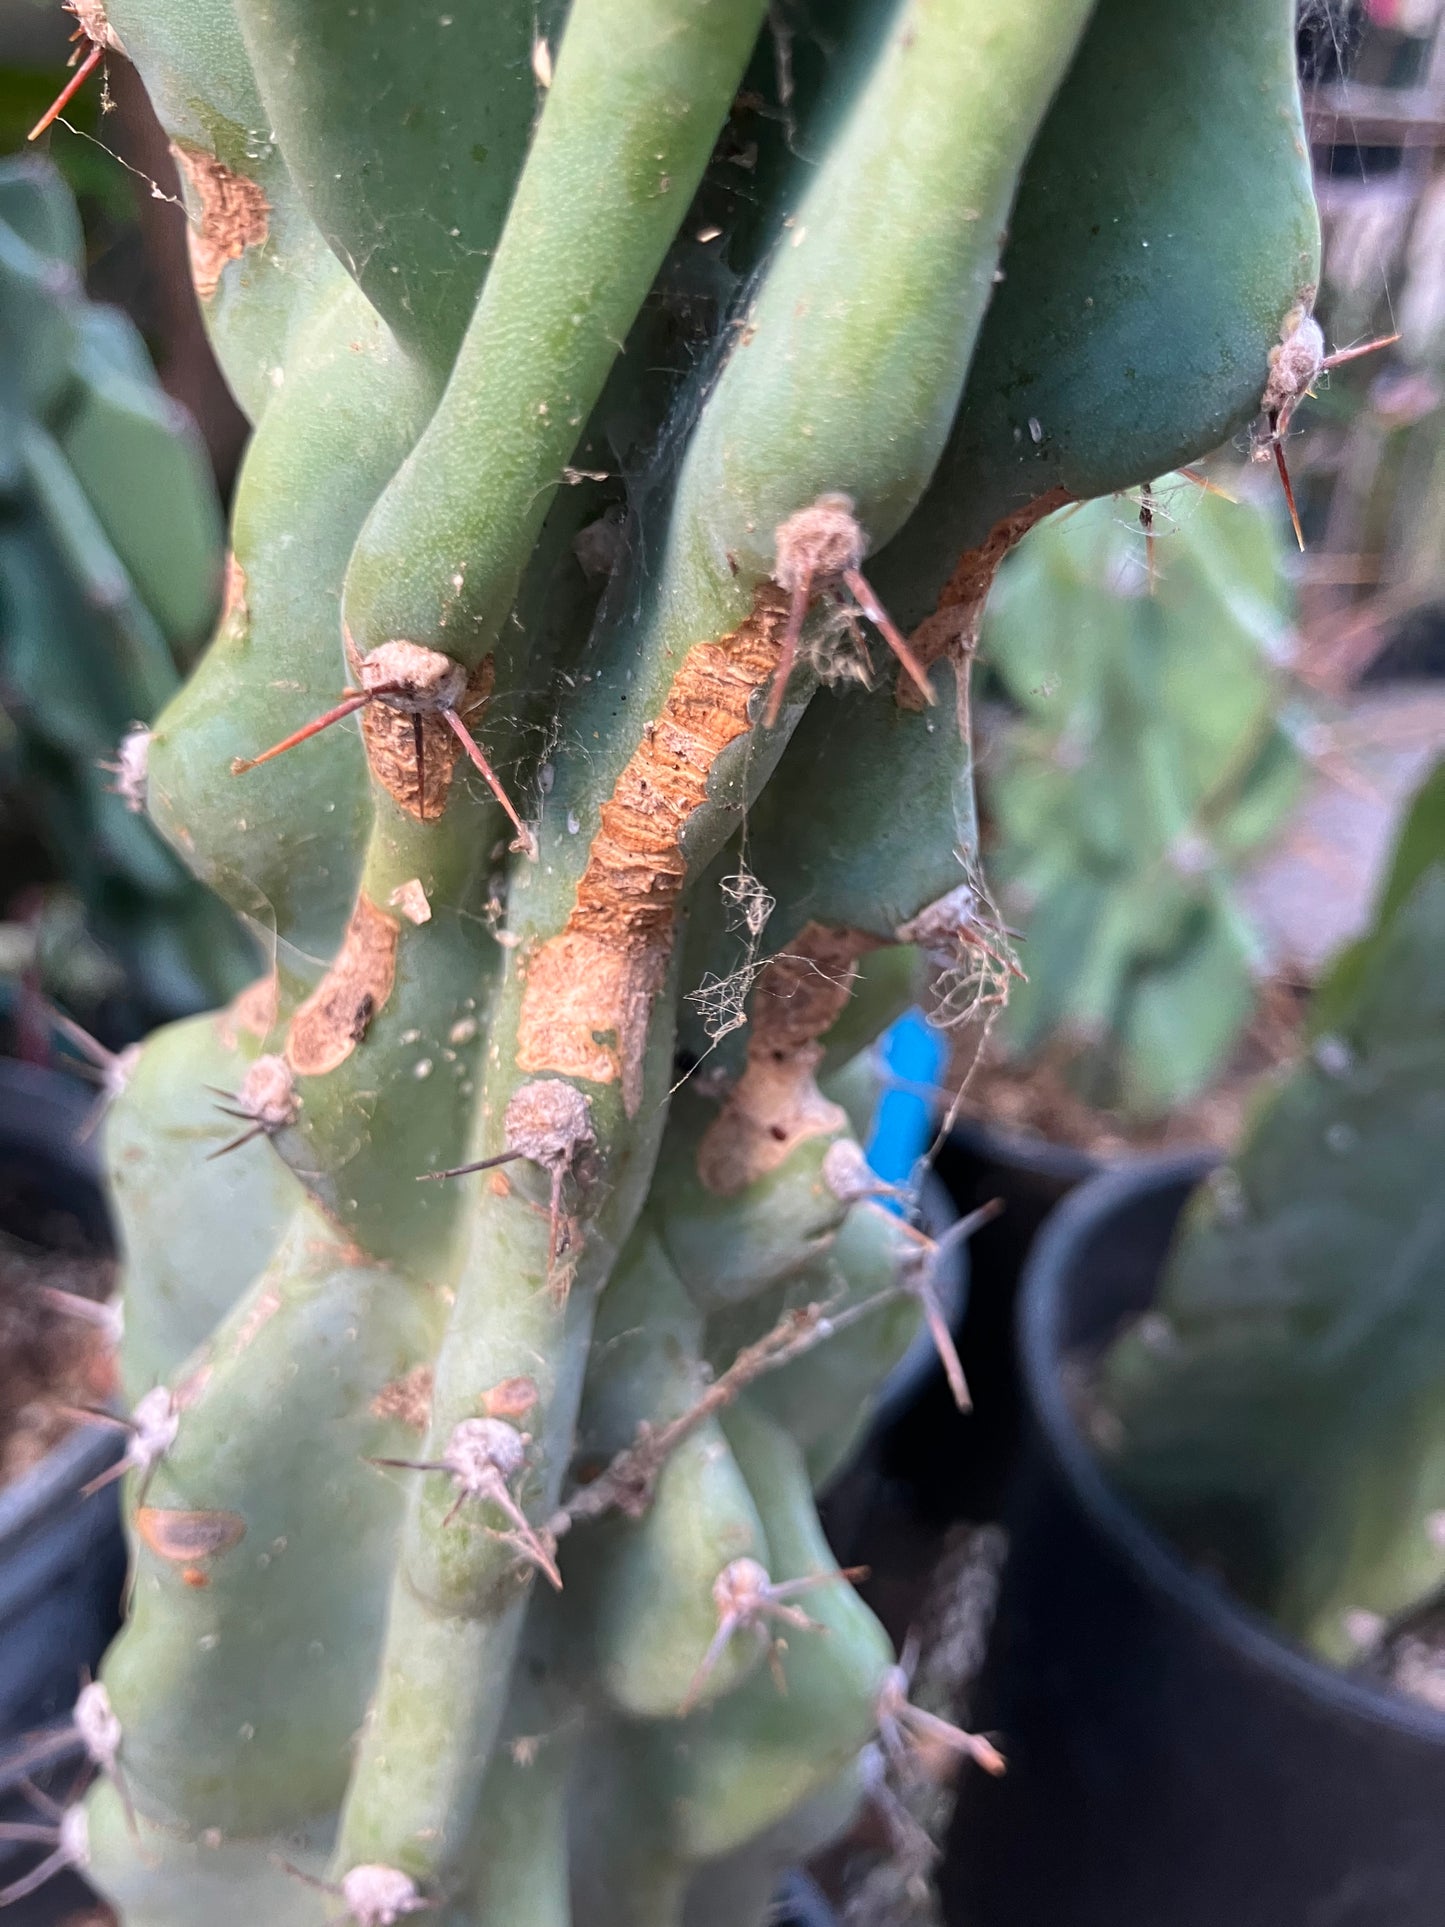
[286,895,399,1077]
[232,640,534,847]
[169,143,270,301]
[517,586,789,1113]
[697,922,875,1196]
[897,486,1073,712]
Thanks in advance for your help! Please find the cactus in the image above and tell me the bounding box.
[0,153,253,1019]
[16,0,1320,1920]
[1096,758,1445,1665]
[977,479,1308,1117]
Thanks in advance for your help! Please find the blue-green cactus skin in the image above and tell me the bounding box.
[38,0,1323,1920]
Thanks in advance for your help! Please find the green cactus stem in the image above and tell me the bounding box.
[11,0,1324,1920]
[0,154,251,1018]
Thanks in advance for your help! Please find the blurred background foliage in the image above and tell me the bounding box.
[0,0,252,1056]
[978,481,1309,1120]
[938,0,1445,1150]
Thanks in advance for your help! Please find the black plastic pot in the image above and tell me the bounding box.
[0,1061,125,1895]
[945,1154,1445,1927]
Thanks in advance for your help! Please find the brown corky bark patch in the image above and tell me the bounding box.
[134,1507,246,1563]
[286,894,399,1077]
[518,587,788,1113]
[696,921,876,1197]
[351,644,495,822]
[896,486,1073,709]
[482,1375,539,1421]
[217,971,278,1050]
[371,1364,433,1433]
[170,144,270,302]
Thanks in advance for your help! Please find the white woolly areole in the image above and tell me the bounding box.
[442,1417,528,1493]
[361,642,467,714]
[73,1682,121,1766]
[340,1863,427,1925]
[504,1079,595,1168]
[58,1804,89,1867]
[822,1138,876,1204]
[773,494,865,589]
[238,1054,299,1130]
[71,1,124,52]
[112,727,150,812]
[106,1042,142,1104]
[896,882,982,957]
[1262,309,1325,419]
[876,1661,910,1720]
[713,1556,773,1622]
[129,1386,180,1468]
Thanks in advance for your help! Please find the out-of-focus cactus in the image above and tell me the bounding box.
[0,153,252,1020]
[13,0,1321,1919]
[978,482,1307,1116]
[1097,759,1445,1664]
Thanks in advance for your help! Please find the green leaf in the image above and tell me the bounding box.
[1312,756,1445,1035]
[1100,777,1445,1657]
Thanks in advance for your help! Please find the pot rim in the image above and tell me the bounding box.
[0,1055,100,1137]
[1018,1149,1445,1748]
[0,1422,120,1548]
[945,1113,1107,1186]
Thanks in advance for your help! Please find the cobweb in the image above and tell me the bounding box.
[804,594,877,691]
[684,862,777,1047]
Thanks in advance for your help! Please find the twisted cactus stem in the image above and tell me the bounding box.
[551,1278,903,1541]
[322,6,1097,1896]
[336,0,773,667]
[45,0,1323,1920]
